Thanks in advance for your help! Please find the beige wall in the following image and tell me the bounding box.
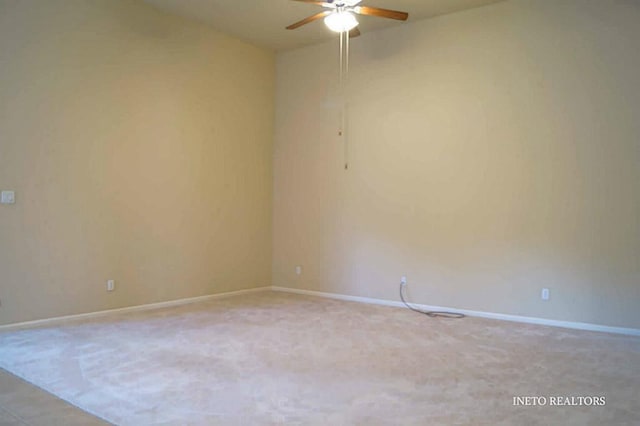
[0,0,274,325]
[273,0,640,329]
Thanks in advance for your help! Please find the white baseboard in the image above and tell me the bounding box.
[271,286,640,337]
[3,285,638,337]
[0,286,271,331]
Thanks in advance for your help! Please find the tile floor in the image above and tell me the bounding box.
[0,369,107,426]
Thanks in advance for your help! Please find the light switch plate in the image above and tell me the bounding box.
[1,191,15,204]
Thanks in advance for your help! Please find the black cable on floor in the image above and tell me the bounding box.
[399,282,465,319]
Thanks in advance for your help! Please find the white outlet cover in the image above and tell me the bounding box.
[295,266,302,275]
[1,191,15,204]
[107,280,115,292]
[541,288,550,301]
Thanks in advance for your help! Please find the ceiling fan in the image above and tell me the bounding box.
[286,0,409,37]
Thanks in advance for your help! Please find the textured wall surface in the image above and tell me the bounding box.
[0,0,274,325]
[273,0,640,328]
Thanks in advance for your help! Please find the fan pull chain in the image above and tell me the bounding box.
[339,31,343,88]
[344,30,349,170]
[338,30,350,170]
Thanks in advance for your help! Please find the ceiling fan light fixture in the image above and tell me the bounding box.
[324,11,358,33]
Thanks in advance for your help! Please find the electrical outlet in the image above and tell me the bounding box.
[107,280,115,292]
[541,288,550,301]
[295,266,302,275]
[1,191,15,204]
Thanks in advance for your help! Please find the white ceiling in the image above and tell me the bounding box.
[142,0,505,51]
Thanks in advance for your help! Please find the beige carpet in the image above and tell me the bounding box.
[0,291,638,425]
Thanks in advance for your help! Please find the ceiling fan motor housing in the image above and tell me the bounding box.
[286,0,408,32]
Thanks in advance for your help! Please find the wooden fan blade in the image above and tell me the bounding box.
[354,6,408,21]
[286,10,332,30]
[349,27,361,38]
[292,0,335,7]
